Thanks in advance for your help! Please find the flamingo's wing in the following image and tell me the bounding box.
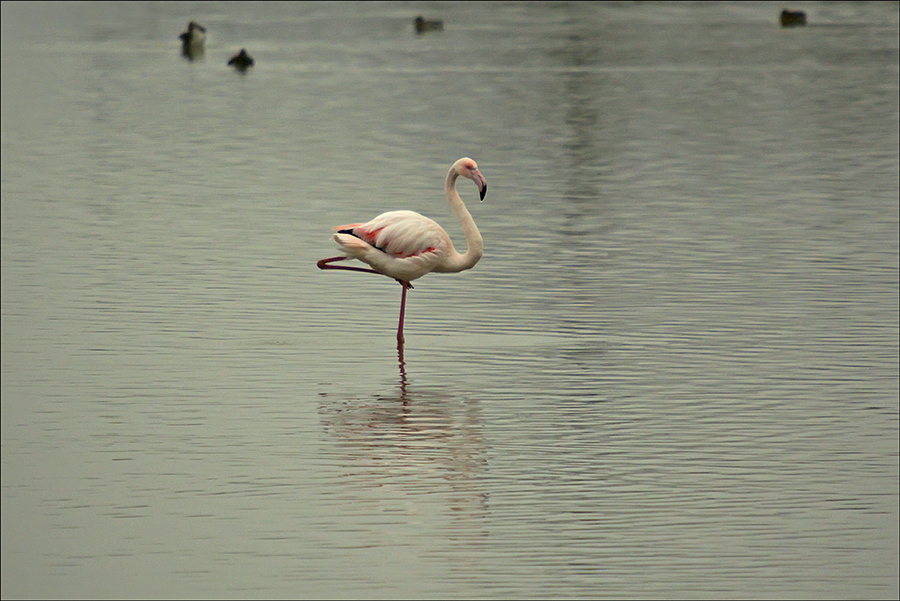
[335,210,448,259]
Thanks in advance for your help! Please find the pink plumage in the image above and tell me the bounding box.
[335,210,443,259]
[318,158,487,348]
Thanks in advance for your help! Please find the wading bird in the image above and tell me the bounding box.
[317,157,487,349]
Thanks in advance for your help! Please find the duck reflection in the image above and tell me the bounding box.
[319,350,488,518]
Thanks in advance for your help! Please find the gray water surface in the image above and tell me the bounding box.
[2,2,898,599]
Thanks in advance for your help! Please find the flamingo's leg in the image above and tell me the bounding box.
[318,258,414,347]
[317,256,380,275]
[318,257,413,287]
[397,280,410,349]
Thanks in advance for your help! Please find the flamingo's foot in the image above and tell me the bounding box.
[317,256,346,269]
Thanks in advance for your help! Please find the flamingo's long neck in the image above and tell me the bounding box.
[444,168,483,272]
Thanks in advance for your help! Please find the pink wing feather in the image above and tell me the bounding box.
[335,210,449,259]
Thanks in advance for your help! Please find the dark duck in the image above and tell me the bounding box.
[228,48,255,71]
[780,9,807,27]
[179,21,206,59]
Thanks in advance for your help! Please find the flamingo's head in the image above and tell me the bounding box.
[455,157,487,201]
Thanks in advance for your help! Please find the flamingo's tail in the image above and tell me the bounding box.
[334,232,371,251]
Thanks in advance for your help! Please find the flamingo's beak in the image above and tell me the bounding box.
[473,170,487,201]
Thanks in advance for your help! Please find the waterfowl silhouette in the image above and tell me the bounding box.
[414,16,444,34]
[179,21,206,59]
[780,9,807,27]
[228,48,254,71]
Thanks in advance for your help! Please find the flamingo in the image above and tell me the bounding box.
[317,157,487,348]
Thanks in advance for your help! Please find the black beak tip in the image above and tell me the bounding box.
[480,183,487,201]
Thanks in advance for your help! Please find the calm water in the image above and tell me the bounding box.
[2,1,898,598]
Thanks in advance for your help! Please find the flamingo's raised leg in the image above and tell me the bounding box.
[318,256,413,287]
[317,256,380,275]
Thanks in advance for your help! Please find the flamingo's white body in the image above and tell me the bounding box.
[318,157,487,347]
